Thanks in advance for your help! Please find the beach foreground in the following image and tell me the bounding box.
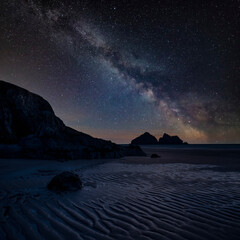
[0,147,240,240]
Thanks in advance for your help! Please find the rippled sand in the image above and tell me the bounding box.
[0,149,240,239]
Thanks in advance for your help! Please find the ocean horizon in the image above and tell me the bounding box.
[121,144,240,150]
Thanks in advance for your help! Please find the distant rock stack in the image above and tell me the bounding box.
[159,133,188,145]
[0,80,146,159]
[131,132,188,145]
[131,132,158,145]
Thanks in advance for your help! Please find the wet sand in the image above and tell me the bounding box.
[121,146,240,169]
[0,148,240,239]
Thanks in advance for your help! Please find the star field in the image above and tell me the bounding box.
[0,0,240,143]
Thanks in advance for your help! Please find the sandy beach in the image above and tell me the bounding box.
[0,147,240,240]
[1,0,240,239]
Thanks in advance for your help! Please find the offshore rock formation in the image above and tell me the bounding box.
[159,133,188,145]
[131,132,158,145]
[0,80,146,159]
[131,132,188,145]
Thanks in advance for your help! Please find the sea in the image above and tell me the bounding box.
[129,144,240,150]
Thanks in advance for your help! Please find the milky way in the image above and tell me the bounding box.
[0,0,240,143]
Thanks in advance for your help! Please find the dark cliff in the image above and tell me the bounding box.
[0,80,146,159]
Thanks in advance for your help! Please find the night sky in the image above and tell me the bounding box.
[0,0,240,143]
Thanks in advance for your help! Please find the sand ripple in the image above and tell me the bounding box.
[1,161,240,239]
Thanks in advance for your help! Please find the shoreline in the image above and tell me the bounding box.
[1,147,240,239]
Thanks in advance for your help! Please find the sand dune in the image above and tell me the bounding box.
[0,154,240,239]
